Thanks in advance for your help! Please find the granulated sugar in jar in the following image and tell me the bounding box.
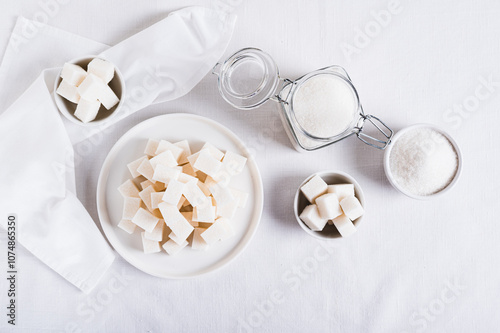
[388,127,459,196]
[292,74,358,138]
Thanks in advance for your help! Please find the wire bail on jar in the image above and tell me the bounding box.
[354,111,393,149]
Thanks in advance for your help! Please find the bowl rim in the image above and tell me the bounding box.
[383,123,463,200]
[293,170,365,240]
[53,55,126,126]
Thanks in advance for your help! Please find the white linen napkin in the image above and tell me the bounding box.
[0,7,236,293]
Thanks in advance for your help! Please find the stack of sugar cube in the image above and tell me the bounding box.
[299,175,364,237]
[56,58,119,123]
[118,139,249,255]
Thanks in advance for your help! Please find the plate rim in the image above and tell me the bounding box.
[96,113,264,279]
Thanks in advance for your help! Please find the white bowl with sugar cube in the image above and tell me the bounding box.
[294,171,365,240]
[54,55,125,125]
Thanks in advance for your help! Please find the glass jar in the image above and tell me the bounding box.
[212,48,393,152]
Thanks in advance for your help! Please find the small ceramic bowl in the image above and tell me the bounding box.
[53,55,125,126]
[294,170,365,240]
[383,123,462,200]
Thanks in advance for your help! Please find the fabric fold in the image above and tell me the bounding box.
[0,7,236,293]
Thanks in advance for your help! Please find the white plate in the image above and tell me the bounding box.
[96,113,264,278]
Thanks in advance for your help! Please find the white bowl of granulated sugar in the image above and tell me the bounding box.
[384,124,462,200]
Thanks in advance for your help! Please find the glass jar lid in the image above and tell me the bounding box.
[212,48,280,109]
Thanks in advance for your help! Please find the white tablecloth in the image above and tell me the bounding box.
[0,0,497,332]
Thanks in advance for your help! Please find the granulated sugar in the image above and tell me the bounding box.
[293,74,357,138]
[389,127,458,196]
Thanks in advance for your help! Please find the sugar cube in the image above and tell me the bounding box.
[151,191,166,210]
[327,184,355,201]
[140,180,164,192]
[139,185,156,212]
[87,58,114,84]
[162,239,188,255]
[201,218,231,245]
[193,204,216,223]
[152,164,180,184]
[132,208,160,233]
[181,211,198,227]
[191,228,209,250]
[222,151,247,176]
[61,63,87,86]
[332,214,357,237]
[177,196,187,210]
[150,150,178,169]
[141,232,161,254]
[137,158,156,182]
[216,200,238,219]
[155,140,183,161]
[77,73,104,101]
[74,98,100,123]
[186,151,202,171]
[98,84,119,110]
[181,163,197,177]
[197,181,211,196]
[230,188,249,208]
[299,204,328,231]
[144,139,159,156]
[178,172,197,184]
[218,218,235,241]
[173,140,192,165]
[183,180,209,207]
[209,183,235,207]
[211,170,231,187]
[118,179,140,198]
[339,196,364,221]
[162,179,185,205]
[122,197,141,220]
[127,156,148,178]
[193,149,223,177]
[301,175,328,203]
[158,202,194,240]
[196,171,208,182]
[315,193,342,220]
[144,220,164,242]
[168,231,186,245]
[56,80,81,104]
[202,142,224,161]
[118,219,136,234]
[204,176,217,187]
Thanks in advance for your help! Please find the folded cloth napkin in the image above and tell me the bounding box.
[0,7,236,293]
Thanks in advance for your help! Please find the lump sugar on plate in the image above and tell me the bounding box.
[117,139,249,255]
[118,179,140,198]
[132,208,159,233]
[144,139,160,157]
[141,232,161,254]
[122,197,141,220]
[118,219,136,234]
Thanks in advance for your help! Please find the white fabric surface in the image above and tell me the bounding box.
[0,7,235,295]
[0,0,498,332]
